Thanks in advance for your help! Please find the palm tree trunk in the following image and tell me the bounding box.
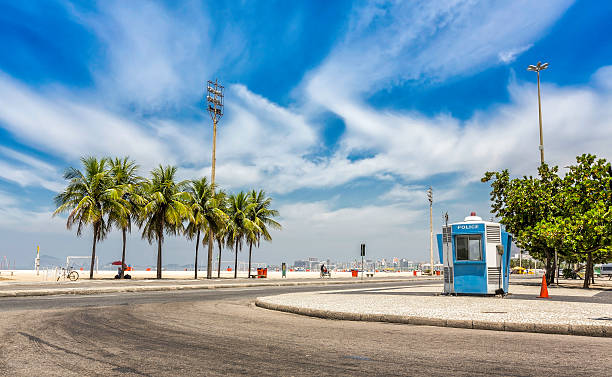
[234,239,238,279]
[207,229,214,279]
[248,241,253,278]
[217,240,222,278]
[89,224,98,279]
[120,228,127,278]
[157,219,164,279]
[157,234,163,279]
[194,229,200,279]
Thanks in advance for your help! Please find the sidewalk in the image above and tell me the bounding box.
[0,275,441,298]
[255,280,612,338]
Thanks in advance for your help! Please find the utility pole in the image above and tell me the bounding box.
[206,79,224,279]
[527,61,556,284]
[427,187,433,276]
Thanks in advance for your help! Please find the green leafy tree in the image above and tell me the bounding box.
[246,190,281,277]
[483,154,612,287]
[108,157,144,278]
[185,178,227,279]
[226,191,257,278]
[54,157,126,279]
[537,155,612,288]
[482,164,564,284]
[139,165,190,279]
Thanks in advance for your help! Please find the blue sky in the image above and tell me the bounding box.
[1,0,611,268]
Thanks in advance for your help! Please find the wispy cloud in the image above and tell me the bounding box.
[304,0,573,101]
[0,72,172,168]
[69,0,244,114]
[0,147,63,191]
[499,44,533,64]
[0,189,64,233]
[268,199,425,260]
[381,184,465,205]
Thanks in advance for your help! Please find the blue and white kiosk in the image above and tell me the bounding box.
[436,212,512,295]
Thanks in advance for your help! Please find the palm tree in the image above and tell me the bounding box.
[246,190,281,277]
[226,191,257,278]
[54,157,126,279]
[185,178,227,279]
[108,157,144,278]
[139,165,190,279]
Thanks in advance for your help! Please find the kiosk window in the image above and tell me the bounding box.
[456,235,482,261]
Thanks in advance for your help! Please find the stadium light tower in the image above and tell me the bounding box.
[427,187,434,276]
[205,79,224,279]
[526,61,549,165]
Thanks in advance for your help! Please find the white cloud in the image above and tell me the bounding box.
[174,75,612,196]
[0,190,17,207]
[499,44,533,64]
[0,73,173,168]
[66,0,256,116]
[304,0,573,101]
[70,1,239,113]
[381,184,465,205]
[0,200,64,234]
[0,146,57,173]
[316,78,612,183]
[0,147,64,192]
[592,65,612,90]
[261,200,426,261]
[0,160,63,192]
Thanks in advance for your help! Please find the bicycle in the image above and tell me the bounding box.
[320,269,331,278]
[57,267,79,281]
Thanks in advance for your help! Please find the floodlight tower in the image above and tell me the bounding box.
[526,61,549,165]
[427,187,434,276]
[205,79,224,279]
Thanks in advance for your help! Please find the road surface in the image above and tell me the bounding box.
[0,281,610,376]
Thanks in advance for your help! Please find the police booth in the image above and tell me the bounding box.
[436,212,512,295]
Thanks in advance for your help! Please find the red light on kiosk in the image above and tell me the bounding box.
[470,211,476,216]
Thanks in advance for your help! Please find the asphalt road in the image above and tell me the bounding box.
[0,281,610,376]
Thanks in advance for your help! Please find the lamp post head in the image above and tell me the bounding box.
[527,61,549,72]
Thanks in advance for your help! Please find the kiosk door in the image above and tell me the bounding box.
[452,227,487,295]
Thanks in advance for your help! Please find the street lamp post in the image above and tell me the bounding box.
[527,61,549,165]
[427,187,433,276]
[206,79,224,279]
[527,61,556,284]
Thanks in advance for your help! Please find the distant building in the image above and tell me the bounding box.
[293,259,308,268]
[293,257,322,270]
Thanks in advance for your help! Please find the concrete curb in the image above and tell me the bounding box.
[0,277,442,298]
[254,298,612,338]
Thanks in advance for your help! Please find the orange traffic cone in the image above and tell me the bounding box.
[538,275,549,298]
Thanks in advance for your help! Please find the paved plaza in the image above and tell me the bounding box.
[256,280,612,337]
